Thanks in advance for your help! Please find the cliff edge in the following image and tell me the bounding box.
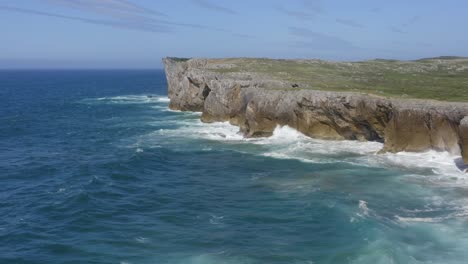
[163,57,468,164]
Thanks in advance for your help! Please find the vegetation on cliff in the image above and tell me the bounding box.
[208,57,468,102]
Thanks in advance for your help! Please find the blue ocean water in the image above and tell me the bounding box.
[2,70,468,264]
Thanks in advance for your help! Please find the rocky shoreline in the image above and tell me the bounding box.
[163,57,468,165]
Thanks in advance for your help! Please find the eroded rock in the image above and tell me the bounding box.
[381,110,460,154]
[460,116,468,164]
[163,58,468,165]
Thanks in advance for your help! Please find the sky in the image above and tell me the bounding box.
[0,0,467,69]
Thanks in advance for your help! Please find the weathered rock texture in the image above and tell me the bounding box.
[163,58,468,164]
[460,117,468,164]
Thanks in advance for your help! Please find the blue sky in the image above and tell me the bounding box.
[1,0,467,68]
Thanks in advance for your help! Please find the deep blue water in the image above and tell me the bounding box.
[2,70,468,264]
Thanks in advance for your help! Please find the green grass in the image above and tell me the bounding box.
[205,57,468,102]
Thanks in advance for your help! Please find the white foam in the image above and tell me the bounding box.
[354,200,383,222]
[134,237,149,244]
[258,125,306,143]
[359,200,370,216]
[196,122,244,141]
[376,150,461,174]
[253,126,383,167]
[150,105,166,110]
[82,95,169,105]
[157,97,170,102]
[150,115,467,180]
[252,124,378,150]
[255,126,468,180]
[157,119,244,141]
[396,197,468,224]
[395,216,442,223]
[208,214,225,225]
[395,212,468,223]
[137,115,468,261]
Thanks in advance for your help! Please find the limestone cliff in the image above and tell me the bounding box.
[163,57,468,164]
[460,117,468,164]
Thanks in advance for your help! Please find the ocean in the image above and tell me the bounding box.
[1,70,468,264]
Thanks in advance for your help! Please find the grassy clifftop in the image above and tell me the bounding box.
[196,57,468,102]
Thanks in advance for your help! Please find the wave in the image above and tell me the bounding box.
[395,216,443,223]
[80,95,170,105]
[150,111,467,179]
[257,127,465,178]
[396,198,468,223]
[127,99,467,182]
[134,237,150,244]
[157,119,244,141]
[395,210,468,223]
[111,98,468,262]
[156,97,170,102]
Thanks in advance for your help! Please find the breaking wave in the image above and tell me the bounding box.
[112,95,468,260]
[156,116,467,179]
[80,95,170,105]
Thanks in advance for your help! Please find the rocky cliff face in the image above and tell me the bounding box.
[163,58,468,164]
[460,117,468,164]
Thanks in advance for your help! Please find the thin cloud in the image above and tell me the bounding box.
[0,5,172,33]
[289,26,358,50]
[0,5,228,34]
[191,0,237,15]
[301,0,324,14]
[335,18,365,29]
[370,7,381,13]
[2,1,258,41]
[275,7,316,20]
[276,0,323,20]
[46,0,228,31]
[389,16,419,34]
[47,0,166,17]
[46,0,168,27]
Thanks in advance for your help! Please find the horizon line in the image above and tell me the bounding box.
[0,68,164,70]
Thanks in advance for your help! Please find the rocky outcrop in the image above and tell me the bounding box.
[164,58,215,111]
[163,58,468,165]
[381,111,461,154]
[460,117,468,164]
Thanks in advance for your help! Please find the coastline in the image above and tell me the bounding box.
[163,57,468,165]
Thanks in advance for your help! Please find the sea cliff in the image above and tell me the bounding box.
[163,57,468,164]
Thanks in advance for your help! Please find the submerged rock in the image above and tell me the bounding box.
[163,57,468,164]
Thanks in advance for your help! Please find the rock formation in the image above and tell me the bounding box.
[460,117,468,164]
[163,58,468,165]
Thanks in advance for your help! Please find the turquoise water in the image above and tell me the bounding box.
[2,70,468,264]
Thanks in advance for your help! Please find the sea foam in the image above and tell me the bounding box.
[158,114,467,179]
[81,95,170,105]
